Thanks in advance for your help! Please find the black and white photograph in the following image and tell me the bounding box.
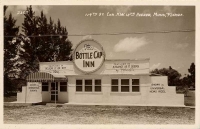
[2,2,199,129]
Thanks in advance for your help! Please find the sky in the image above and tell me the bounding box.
[5,5,195,76]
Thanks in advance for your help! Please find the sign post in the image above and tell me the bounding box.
[54,54,57,106]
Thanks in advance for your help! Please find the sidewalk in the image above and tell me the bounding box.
[4,101,195,109]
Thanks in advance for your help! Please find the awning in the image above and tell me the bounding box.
[26,72,67,82]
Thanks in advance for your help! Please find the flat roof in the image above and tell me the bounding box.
[39,58,150,63]
[105,58,150,61]
[64,73,151,77]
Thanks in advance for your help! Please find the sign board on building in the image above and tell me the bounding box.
[105,61,149,72]
[26,82,42,103]
[73,39,105,73]
[40,64,73,74]
[149,77,170,94]
[150,83,166,93]
[39,60,149,75]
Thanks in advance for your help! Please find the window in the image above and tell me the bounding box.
[111,79,140,93]
[95,79,101,92]
[60,82,67,92]
[76,80,82,92]
[85,80,92,92]
[42,82,48,91]
[111,79,118,92]
[121,79,129,92]
[132,79,140,92]
[76,79,102,92]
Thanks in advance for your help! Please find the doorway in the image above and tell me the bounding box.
[51,82,58,102]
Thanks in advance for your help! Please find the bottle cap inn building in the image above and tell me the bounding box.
[17,39,184,106]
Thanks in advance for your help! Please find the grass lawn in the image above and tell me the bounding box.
[4,105,195,124]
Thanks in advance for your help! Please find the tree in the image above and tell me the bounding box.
[4,5,73,93]
[188,63,195,88]
[18,6,73,79]
[4,6,20,74]
[181,75,190,96]
[151,66,182,86]
[4,6,20,94]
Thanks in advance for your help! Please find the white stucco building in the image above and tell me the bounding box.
[17,39,184,106]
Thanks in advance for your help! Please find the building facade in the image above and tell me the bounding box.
[17,39,184,106]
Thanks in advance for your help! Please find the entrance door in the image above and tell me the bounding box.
[51,82,58,102]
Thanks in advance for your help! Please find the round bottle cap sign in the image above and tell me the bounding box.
[73,39,105,73]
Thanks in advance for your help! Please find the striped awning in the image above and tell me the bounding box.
[26,72,67,82]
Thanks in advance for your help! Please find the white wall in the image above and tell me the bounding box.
[68,75,150,105]
[26,82,42,103]
[58,92,68,103]
[58,82,68,103]
[146,76,184,106]
[17,84,43,103]
[17,82,69,103]
[67,75,184,106]
[18,59,184,106]
[17,86,26,102]
[17,76,184,106]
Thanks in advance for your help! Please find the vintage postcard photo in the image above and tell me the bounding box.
[1,2,199,129]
